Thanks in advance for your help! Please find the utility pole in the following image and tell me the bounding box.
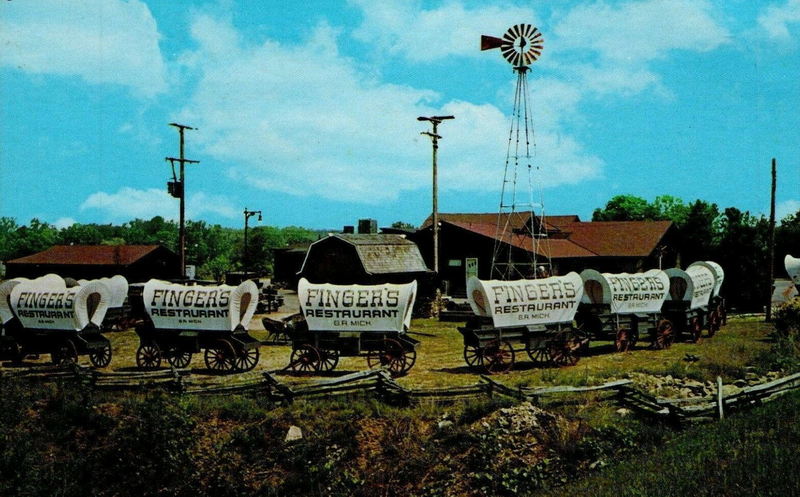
[243,208,262,277]
[166,123,198,280]
[418,115,454,275]
[767,157,776,322]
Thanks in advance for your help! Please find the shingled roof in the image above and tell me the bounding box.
[327,234,430,275]
[426,214,673,260]
[6,245,165,266]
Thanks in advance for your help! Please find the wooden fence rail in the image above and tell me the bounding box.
[3,364,800,424]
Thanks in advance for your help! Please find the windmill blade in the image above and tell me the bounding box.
[481,35,504,51]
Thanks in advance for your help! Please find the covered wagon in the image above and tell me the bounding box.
[459,273,585,373]
[786,255,800,291]
[135,279,261,372]
[1,274,113,366]
[688,260,726,333]
[576,269,672,351]
[662,264,716,343]
[286,278,419,376]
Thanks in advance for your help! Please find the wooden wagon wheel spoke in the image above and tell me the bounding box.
[89,343,113,368]
[614,328,631,353]
[707,310,721,338]
[483,339,515,374]
[548,331,579,367]
[136,343,161,369]
[690,317,703,344]
[289,344,321,374]
[166,348,192,369]
[367,339,412,376]
[654,319,674,350]
[526,344,551,366]
[318,349,340,372]
[234,347,260,372]
[463,345,485,369]
[204,339,236,373]
[53,339,78,367]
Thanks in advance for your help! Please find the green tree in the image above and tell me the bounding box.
[592,195,659,221]
[716,207,770,311]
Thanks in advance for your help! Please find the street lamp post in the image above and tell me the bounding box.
[418,115,454,275]
[243,208,262,276]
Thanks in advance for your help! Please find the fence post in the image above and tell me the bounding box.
[717,376,725,420]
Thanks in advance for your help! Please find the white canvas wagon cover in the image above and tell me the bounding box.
[298,278,417,332]
[665,265,715,310]
[9,274,111,331]
[79,275,129,308]
[688,261,724,297]
[466,272,584,328]
[786,255,800,287]
[143,279,258,332]
[0,278,25,325]
[579,269,669,315]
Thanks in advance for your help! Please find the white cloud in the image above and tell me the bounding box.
[174,15,604,204]
[0,0,167,97]
[552,0,730,95]
[349,0,538,63]
[758,0,800,43]
[80,187,238,221]
[54,217,77,229]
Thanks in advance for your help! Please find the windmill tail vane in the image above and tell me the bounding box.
[481,24,543,67]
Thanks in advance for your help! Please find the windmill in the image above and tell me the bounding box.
[481,24,551,280]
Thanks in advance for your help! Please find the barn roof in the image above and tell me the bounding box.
[330,234,430,274]
[426,214,673,260]
[564,221,673,257]
[446,220,597,259]
[6,245,167,266]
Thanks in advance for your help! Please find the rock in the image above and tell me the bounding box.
[733,379,748,388]
[285,425,303,443]
[437,420,454,430]
[616,408,631,417]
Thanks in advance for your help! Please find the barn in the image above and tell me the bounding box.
[297,234,432,286]
[412,213,679,296]
[4,245,181,282]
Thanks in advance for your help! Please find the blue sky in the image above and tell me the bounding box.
[1,0,799,230]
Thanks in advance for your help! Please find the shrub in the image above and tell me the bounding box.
[773,297,800,338]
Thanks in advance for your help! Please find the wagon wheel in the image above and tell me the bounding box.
[525,343,551,366]
[88,343,113,368]
[234,347,260,372]
[573,320,593,354]
[654,320,674,349]
[463,345,485,369]
[166,347,193,369]
[367,338,416,376]
[614,328,632,353]
[136,343,162,369]
[52,339,78,367]
[318,349,340,372]
[482,339,515,374]
[289,343,321,373]
[204,339,237,372]
[719,303,727,326]
[548,331,580,367]
[689,317,703,344]
[629,326,640,348]
[707,310,721,338]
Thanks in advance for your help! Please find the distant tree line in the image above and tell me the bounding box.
[0,216,324,281]
[593,194,800,311]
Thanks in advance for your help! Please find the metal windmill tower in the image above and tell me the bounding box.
[481,24,551,280]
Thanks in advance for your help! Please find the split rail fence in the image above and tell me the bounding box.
[3,365,800,424]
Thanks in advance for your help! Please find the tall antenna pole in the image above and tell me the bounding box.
[166,123,198,280]
[767,157,777,322]
[418,115,455,275]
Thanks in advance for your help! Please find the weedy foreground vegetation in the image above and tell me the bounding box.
[2,305,800,497]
